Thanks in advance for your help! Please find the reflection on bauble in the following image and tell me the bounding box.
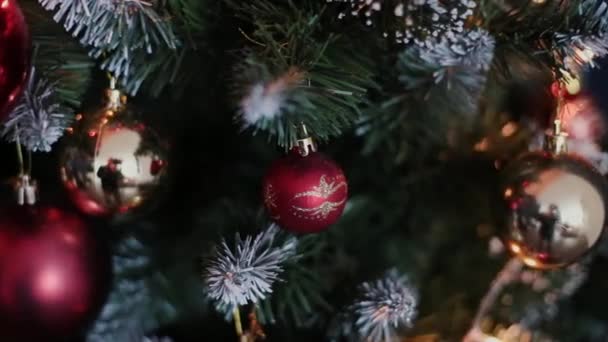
[61,125,165,216]
[502,152,608,269]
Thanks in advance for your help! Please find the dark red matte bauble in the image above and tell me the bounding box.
[0,206,111,340]
[263,150,348,234]
[0,0,30,121]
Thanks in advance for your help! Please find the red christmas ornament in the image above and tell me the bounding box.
[0,205,111,340]
[263,138,348,234]
[0,0,30,121]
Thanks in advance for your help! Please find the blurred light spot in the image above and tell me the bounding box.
[509,243,521,254]
[501,122,518,137]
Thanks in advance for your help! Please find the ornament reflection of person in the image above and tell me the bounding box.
[538,204,560,254]
[96,159,124,208]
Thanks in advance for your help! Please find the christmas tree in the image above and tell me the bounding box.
[1,0,608,341]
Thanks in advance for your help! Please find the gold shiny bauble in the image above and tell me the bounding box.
[60,125,165,216]
[501,152,608,269]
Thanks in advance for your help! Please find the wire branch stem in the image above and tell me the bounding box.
[233,307,245,341]
[15,130,24,175]
[238,28,266,47]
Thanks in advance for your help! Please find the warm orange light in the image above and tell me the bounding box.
[509,243,521,254]
[504,188,513,198]
[523,257,538,268]
[75,114,83,121]
[501,122,518,137]
[474,138,489,151]
[105,110,114,117]
[66,127,74,134]
[101,118,109,124]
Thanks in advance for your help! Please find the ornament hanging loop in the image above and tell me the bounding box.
[294,123,317,157]
[13,129,37,206]
[105,75,125,115]
[544,119,569,155]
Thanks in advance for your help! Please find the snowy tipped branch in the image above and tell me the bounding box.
[230,0,376,147]
[39,0,180,94]
[550,0,608,70]
[203,225,297,311]
[351,270,418,342]
[1,67,72,152]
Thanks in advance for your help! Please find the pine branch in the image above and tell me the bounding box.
[355,270,417,342]
[87,236,179,342]
[363,39,492,164]
[103,327,174,342]
[230,0,376,147]
[1,67,72,152]
[328,0,478,45]
[255,234,333,328]
[481,0,608,72]
[38,0,181,95]
[203,225,297,312]
[550,0,608,71]
[21,1,93,109]
[332,270,418,342]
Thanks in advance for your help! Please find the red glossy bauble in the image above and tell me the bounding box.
[0,0,30,121]
[263,150,348,234]
[0,206,111,340]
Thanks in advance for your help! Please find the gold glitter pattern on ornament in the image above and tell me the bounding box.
[264,184,277,209]
[292,199,347,219]
[291,175,347,220]
[264,184,280,220]
[293,175,347,199]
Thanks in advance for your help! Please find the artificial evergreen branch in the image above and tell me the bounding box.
[417,28,495,72]
[353,270,418,342]
[203,225,297,311]
[87,236,178,342]
[337,270,418,342]
[363,40,492,164]
[106,328,173,342]
[39,0,181,94]
[1,66,72,152]
[32,35,93,108]
[140,337,173,342]
[230,0,376,147]
[550,0,608,70]
[255,234,332,327]
[329,0,478,46]
[20,2,93,109]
